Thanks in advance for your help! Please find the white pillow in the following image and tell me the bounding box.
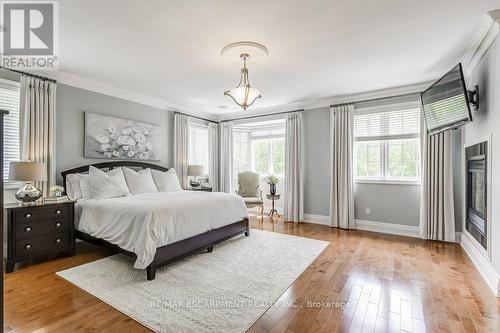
[89,166,129,200]
[66,173,82,200]
[122,167,158,195]
[151,168,183,192]
[79,174,91,200]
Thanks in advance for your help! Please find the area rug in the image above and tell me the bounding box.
[57,229,328,333]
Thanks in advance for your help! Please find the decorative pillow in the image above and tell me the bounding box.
[122,167,158,195]
[89,166,129,200]
[66,173,83,200]
[151,168,183,192]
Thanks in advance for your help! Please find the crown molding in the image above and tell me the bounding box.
[462,9,500,79]
[217,80,432,121]
[39,70,218,121]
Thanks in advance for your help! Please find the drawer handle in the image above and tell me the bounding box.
[25,213,32,219]
[25,226,32,232]
[55,210,62,215]
[55,238,61,243]
[25,244,32,250]
[55,222,61,228]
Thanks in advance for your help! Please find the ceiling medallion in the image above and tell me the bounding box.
[221,41,269,110]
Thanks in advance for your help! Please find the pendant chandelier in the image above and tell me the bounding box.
[221,41,269,111]
[224,54,261,110]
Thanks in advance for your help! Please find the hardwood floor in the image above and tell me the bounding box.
[4,215,500,332]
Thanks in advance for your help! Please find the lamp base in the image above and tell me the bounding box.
[16,182,42,205]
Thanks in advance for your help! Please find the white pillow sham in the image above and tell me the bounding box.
[65,173,82,200]
[89,166,129,200]
[122,167,158,194]
[151,168,183,192]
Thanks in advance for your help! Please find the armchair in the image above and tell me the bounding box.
[236,171,264,215]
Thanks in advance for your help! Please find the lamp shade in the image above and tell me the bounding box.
[187,165,204,177]
[9,162,47,181]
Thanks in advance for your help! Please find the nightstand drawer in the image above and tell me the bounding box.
[15,218,69,240]
[14,204,68,224]
[15,233,69,258]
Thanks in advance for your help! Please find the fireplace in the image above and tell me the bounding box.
[466,141,488,250]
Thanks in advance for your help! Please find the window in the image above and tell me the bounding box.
[0,80,20,184]
[353,106,421,183]
[233,119,286,178]
[188,123,209,176]
[251,138,285,177]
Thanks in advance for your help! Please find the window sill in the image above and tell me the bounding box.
[354,179,421,186]
[4,182,22,190]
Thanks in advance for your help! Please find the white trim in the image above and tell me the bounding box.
[36,70,218,121]
[303,214,330,225]
[354,219,420,238]
[462,10,500,79]
[460,231,500,297]
[354,179,421,186]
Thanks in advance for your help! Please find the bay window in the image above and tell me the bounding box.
[188,122,209,176]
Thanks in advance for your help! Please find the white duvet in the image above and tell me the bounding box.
[75,191,248,269]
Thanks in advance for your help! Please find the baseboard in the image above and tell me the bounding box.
[303,214,330,225]
[354,219,420,238]
[460,231,500,297]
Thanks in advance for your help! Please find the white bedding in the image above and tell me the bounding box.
[75,191,248,269]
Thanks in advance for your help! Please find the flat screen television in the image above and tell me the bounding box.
[420,63,475,135]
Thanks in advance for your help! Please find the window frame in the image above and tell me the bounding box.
[353,102,422,186]
[250,136,285,178]
[0,78,21,189]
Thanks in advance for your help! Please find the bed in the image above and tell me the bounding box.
[62,161,249,280]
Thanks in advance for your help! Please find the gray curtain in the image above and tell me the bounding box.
[329,104,354,229]
[419,131,455,241]
[284,111,304,222]
[19,76,56,196]
[208,122,219,191]
[219,121,233,193]
[174,113,189,189]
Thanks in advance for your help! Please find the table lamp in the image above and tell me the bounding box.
[9,161,47,205]
[187,165,203,188]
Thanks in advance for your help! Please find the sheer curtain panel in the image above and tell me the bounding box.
[19,76,56,196]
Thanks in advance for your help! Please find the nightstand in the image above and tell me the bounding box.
[5,200,76,273]
[186,187,213,192]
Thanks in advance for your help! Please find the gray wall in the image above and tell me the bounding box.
[302,98,424,227]
[463,35,500,274]
[303,107,331,216]
[0,70,174,203]
[55,84,174,183]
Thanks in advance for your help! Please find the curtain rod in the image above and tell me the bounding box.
[220,109,304,123]
[330,91,421,108]
[0,66,57,83]
[173,111,218,124]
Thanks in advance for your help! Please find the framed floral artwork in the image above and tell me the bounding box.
[84,112,163,161]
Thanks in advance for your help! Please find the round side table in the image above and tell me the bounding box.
[266,194,281,222]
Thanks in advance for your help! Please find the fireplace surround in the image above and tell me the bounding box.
[465,141,488,250]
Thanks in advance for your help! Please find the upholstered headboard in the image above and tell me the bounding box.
[61,161,168,190]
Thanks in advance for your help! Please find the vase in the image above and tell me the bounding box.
[269,183,276,195]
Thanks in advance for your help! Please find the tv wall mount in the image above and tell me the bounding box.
[468,85,479,111]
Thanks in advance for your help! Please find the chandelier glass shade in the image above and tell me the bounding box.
[224,54,261,110]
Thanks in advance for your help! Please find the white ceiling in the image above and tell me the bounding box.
[49,0,500,116]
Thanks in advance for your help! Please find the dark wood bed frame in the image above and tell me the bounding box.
[61,161,249,281]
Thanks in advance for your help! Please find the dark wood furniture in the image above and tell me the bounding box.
[266,194,281,222]
[5,201,76,273]
[186,186,213,192]
[61,161,249,281]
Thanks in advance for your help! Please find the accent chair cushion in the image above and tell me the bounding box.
[237,171,260,198]
[243,197,263,205]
